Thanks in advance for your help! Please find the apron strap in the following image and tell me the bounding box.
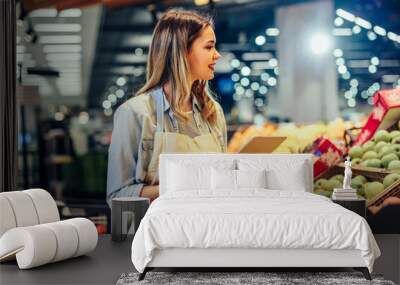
[151,88,165,132]
[151,87,179,132]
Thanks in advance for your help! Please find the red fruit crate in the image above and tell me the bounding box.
[353,88,400,146]
[311,137,344,177]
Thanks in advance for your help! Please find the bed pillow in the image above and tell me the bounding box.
[211,168,268,190]
[237,159,308,192]
[166,160,236,192]
[211,169,236,190]
[237,169,268,189]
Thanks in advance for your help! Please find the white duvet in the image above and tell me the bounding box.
[131,190,380,273]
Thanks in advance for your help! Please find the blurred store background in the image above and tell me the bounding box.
[15,0,400,233]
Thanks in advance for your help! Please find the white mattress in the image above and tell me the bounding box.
[131,190,380,273]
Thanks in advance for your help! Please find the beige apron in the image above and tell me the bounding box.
[144,90,222,185]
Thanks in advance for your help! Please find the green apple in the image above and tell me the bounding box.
[363,158,382,168]
[314,189,332,198]
[388,160,400,170]
[331,174,344,182]
[383,173,400,188]
[392,136,400,144]
[364,182,385,200]
[362,141,375,152]
[352,158,362,166]
[349,146,364,159]
[374,141,388,153]
[381,153,399,168]
[315,179,329,190]
[390,131,400,141]
[373,130,391,143]
[379,145,393,158]
[326,179,342,191]
[391,144,400,157]
[351,179,364,195]
[362,151,379,160]
[353,175,367,184]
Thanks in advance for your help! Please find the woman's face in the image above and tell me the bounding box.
[187,26,221,81]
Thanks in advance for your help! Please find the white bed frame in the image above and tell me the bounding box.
[138,154,371,281]
[141,248,370,280]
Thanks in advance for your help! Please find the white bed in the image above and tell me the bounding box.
[131,153,380,280]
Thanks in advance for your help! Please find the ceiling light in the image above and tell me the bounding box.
[102,101,111,109]
[336,57,345,65]
[347,98,356,107]
[46,53,82,61]
[350,79,358,87]
[115,54,147,63]
[242,52,272,61]
[269,58,278,67]
[231,73,240,82]
[58,9,82,17]
[108,94,117,103]
[352,25,361,34]
[342,72,351,80]
[354,17,372,30]
[259,86,268,94]
[116,89,125,98]
[250,82,260,91]
[43,45,82,53]
[332,28,352,36]
[267,77,277,86]
[135,48,144,56]
[104,109,113,116]
[333,49,343,57]
[368,65,377,73]
[370,56,379,65]
[240,66,251,76]
[35,24,81,33]
[39,35,82,44]
[310,33,331,54]
[338,65,347,74]
[29,9,57,17]
[240,77,250,86]
[261,73,269,81]
[373,26,386,36]
[367,31,377,41]
[265,28,279,36]
[116,77,127,86]
[235,86,245,95]
[334,17,344,26]
[231,59,240,68]
[336,9,355,22]
[387,32,400,43]
[255,35,266,46]
[382,75,399,83]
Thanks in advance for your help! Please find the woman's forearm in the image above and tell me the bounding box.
[140,185,159,201]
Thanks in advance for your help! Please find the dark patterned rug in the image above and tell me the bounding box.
[116,271,396,285]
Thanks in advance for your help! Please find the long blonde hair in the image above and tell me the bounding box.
[136,9,218,125]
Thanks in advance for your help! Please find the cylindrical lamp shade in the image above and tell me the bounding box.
[111,197,149,242]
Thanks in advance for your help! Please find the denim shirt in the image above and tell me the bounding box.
[106,87,227,206]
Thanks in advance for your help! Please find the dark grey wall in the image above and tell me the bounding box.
[0,0,17,192]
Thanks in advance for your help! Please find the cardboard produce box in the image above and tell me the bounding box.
[310,137,344,177]
[238,136,286,153]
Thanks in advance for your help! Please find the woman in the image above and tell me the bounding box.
[106,9,227,206]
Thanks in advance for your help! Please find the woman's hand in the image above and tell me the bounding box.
[140,185,159,202]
